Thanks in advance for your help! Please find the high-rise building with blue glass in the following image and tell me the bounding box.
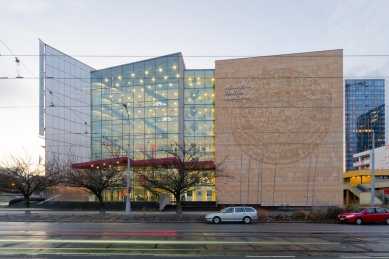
[345,79,385,171]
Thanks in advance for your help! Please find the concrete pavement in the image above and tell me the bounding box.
[0,207,293,216]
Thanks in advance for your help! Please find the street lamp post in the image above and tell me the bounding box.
[123,103,131,216]
[371,131,375,206]
[11,182,15,197]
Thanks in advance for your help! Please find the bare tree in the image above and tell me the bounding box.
[0,151,61,208]
[132,141,230,214]
[60,152,125,214]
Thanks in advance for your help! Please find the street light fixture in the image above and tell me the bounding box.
[371,131,375,206]
[11,182,15,197]
[122,103,131,216]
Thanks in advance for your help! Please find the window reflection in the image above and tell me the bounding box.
[92,54,181,161]
[88,54,219,201]
[183,70,215,159]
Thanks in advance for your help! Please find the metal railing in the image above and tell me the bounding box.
[374,178,389,183]
[357,184,370,192]
[375,190,385,203]
[345,182,364,193]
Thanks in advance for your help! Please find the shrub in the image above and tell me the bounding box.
[292,210,306,220]
[312,207,327,220]
[9,197,45,206]
[344,204,359,212]
[310,201,346,221]
[275,213,284,220]
[324,206,344,220]
[311,205,343,221]
[292,210,316,220]
[257,209,268,219]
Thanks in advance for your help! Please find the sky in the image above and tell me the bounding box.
[0,0,389,162]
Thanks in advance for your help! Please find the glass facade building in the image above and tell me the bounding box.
[184,70,215,201]
[40,43,345,205]
[91,53,185,160]
[356,104,385,153]
[345,79,385,171]
[41,45,218,202]
[87,54,216,201]
[184,70,215,157]
[40,41,94,163]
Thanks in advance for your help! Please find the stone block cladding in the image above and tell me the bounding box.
[215,50,343,206]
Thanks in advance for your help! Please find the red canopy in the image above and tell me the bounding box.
[72,157,214,169]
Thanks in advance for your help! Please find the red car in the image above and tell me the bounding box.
[338,207,389,225]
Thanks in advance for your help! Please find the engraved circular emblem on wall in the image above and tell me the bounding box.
[229,68,332,164]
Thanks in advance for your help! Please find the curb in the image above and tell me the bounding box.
[0,219,338,224]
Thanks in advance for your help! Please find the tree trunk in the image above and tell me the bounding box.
[97,194,106,214]
[175,193,182,215]
[24,195,30,208]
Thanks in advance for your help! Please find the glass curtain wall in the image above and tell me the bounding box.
[44,44,94,163]
[345,79,385,171]
[183,70,216,201]
[91,53,183,201]
[356,104,385,152]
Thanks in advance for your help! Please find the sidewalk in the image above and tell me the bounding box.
[0,207,293,217]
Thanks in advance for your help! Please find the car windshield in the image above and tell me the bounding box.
[218,208,228,213]
[351,207,365,213]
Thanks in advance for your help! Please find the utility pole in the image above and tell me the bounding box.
[371,132,375,206]
[123,103,132,216]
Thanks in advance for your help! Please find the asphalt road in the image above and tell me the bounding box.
[0,221,388,258]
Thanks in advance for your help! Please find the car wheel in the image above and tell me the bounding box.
[385,218,389,225]
[355,218,363,225]
[243,216,251,224]
[212,217,221,224]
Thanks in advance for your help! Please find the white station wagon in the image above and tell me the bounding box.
[205,206,258,224]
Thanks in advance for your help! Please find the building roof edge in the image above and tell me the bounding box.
[215,49,344,62]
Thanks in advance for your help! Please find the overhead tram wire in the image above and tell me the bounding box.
[1,39,39,79]
[1,54,389,57]
[0,129,355,135]
[0,104,383,109]
[0,39,94,136]
[15,57,23,78]
[0,141,354,147]
[2,75,389,79]
[1,41,383,141]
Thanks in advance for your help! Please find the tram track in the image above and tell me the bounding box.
[0,223,388,257]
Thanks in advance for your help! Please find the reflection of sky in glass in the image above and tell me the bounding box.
[44,45,95,163]
[91,54,181,160]
[345,79,385,171]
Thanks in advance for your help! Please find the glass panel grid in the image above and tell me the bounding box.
[91,55,181,161]
[184,70,215,158]
[345,79,385,171]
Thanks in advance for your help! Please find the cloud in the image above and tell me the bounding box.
[0,0,49,13]
[344,57,389,79]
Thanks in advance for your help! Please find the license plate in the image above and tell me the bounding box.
[339,218,344,220]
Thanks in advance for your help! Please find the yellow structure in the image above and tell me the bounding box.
[343,169,389,204]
